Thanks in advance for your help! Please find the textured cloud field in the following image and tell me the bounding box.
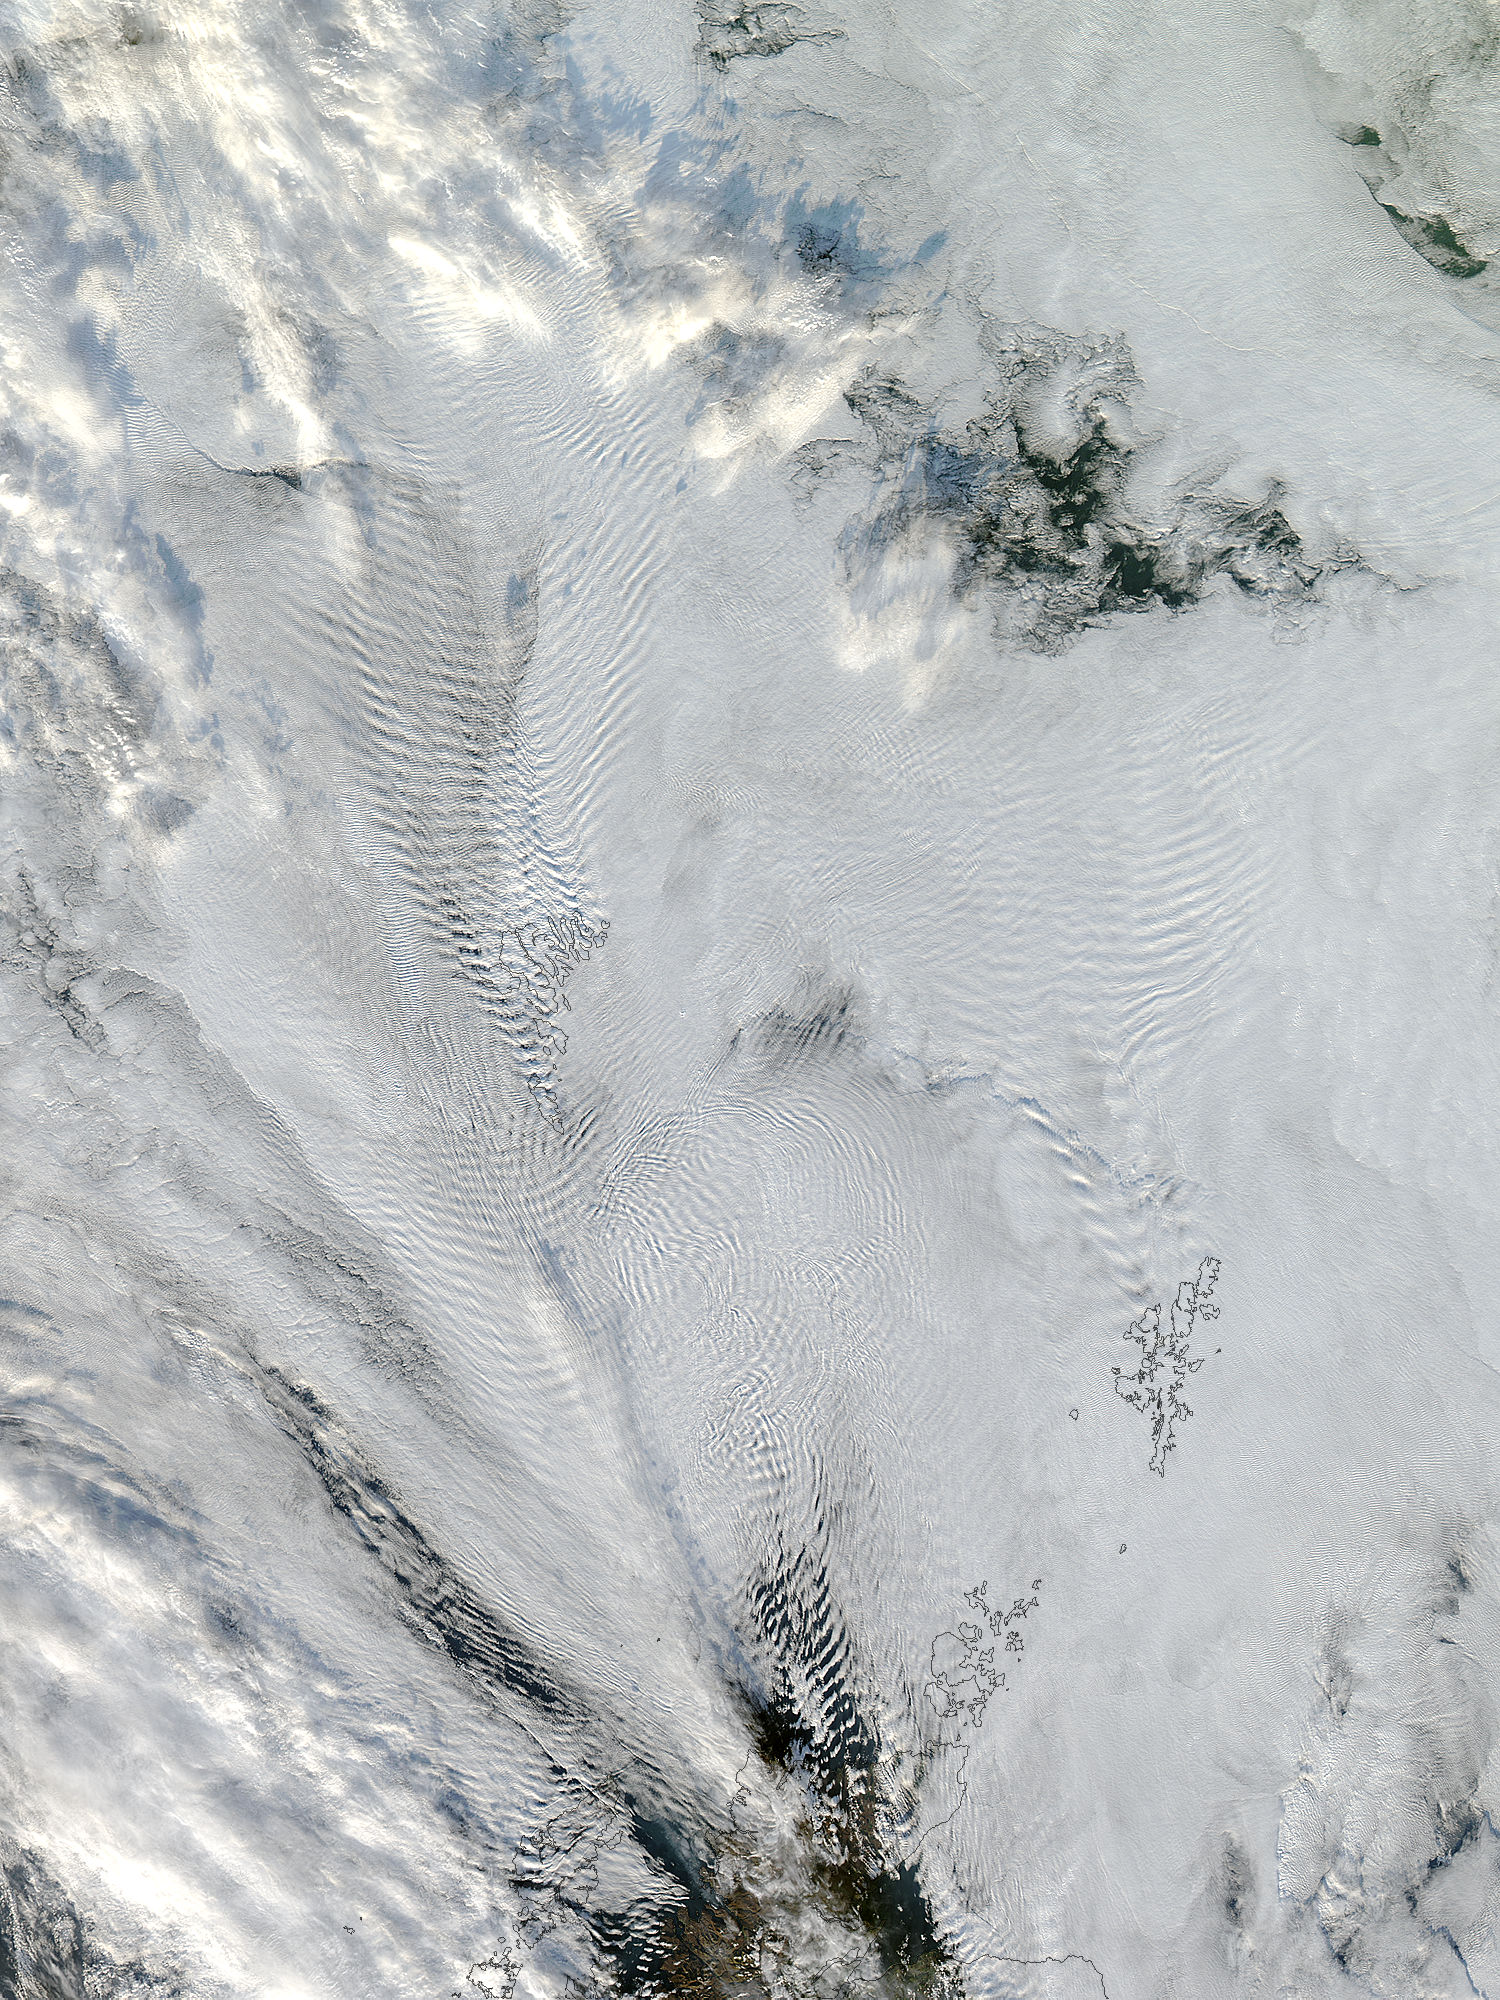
[2,0,1500,1996]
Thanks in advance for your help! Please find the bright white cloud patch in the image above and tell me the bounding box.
[0,1,1497,1997]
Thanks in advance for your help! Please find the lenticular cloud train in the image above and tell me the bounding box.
[2,1,1500,1996]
